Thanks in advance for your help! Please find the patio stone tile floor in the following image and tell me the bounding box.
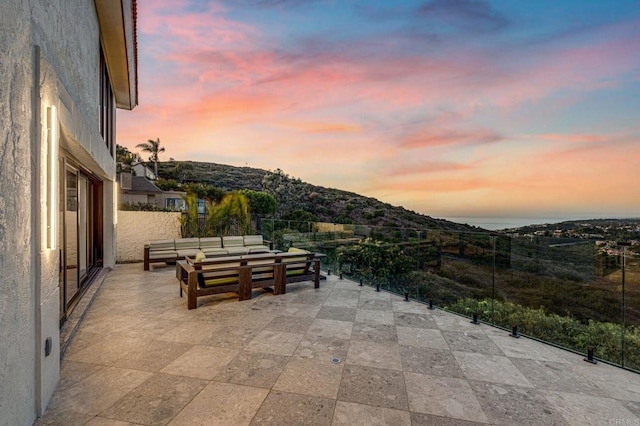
[37,263,640,425]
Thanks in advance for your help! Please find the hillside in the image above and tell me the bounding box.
[156,160,480,232]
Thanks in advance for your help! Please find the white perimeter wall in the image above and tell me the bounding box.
[116,211,182,262]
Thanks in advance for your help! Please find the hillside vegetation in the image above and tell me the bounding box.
[156,160,478,232]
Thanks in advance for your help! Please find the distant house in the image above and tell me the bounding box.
[119,174,186,211]
[132,162,156,180]
[164,194,188,211]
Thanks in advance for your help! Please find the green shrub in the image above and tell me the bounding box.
[120,202,166,211]
[337,238,413,286]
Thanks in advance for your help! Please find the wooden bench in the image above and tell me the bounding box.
[176,252,321,309]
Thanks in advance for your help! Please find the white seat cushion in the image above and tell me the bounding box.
[149,250,177,259]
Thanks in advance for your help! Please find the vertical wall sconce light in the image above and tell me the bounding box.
[47,106,58,249]
[113,180,118,225]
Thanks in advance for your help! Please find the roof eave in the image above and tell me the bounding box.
[94,0,138,110]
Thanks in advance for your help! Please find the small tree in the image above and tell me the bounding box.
[155,178,180,191]
[240,189,277,217]
[183,183,225,204]
[116,144,140,174]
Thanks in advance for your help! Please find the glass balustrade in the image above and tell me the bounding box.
[261,218,639,373]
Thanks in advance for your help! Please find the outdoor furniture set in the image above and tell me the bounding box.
[144,235,324,309]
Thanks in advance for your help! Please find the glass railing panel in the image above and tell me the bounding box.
[429,230,496,322]
[495,234,624,365]
[622,245,640,371]
[389,228,431,306]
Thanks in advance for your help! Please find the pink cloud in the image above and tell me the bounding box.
[139,2,255,50]
[383,161,473,177]
[135,3,640,125]
[399,128,503,149]
[370,174,524,193]
[275,121,363,134]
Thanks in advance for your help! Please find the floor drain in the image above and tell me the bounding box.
[331,357,341,364]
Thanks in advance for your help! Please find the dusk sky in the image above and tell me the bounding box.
[117,0,640,226]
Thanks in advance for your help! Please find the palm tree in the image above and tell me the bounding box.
[136,138,165,178]
[208,192,251,236]
[180,193,200,237]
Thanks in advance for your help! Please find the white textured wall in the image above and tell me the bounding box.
[116,211,182,262]
[0,2,36,425]
[31,0,105,417]
[1,1,121,424]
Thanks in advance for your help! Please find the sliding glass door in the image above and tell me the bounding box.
[63,167,79,308]
[59,162,103,323]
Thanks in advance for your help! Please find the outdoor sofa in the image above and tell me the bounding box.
[144,235,271,270]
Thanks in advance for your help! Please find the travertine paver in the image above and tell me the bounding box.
[351,322,398,343]
[245,329,304,356]
[36,264,640,425]
[469,380,568,425]
[346,340,403,370]
[98,374,207,425]
[265,314,315,333]
[338,364,409,410]
[307,318,353,339]
[441,330,504,355]
[273,357,343,398]
[397,326,448,349]
[293,334,350,361]
[160,345,239,380]
[251,391,335,425]
[45,367,152,415]
[355,309,395,325]
[400,346,465,378]
[404,372,489,423]
[333,401,411,425]
[167,382,267,425]
[315,306,357,322]
[453,351,534,386]
[215,351,289,388]
[541,391,637,426]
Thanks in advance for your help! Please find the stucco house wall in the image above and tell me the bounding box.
[0,1,137,424]
[0,2,36,425]
[121,193,154,206]
[116,211,182,263]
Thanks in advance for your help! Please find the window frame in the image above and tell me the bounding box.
[99,49,116,156]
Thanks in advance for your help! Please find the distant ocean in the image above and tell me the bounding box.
[442,217,569,231]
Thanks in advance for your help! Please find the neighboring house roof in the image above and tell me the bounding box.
[94,0,138,109]
[124,176,163,194]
